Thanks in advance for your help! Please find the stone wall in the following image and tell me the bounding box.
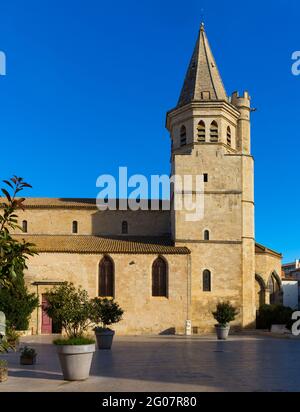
[14,208,170,237]
[178,242,243,333]
[26,252,189,335]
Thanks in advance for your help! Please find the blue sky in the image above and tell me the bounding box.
[0,0,299,262]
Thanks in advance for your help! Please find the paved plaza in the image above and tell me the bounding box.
[0,334,300,392]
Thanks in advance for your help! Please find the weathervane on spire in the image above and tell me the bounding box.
[200,7,205,31]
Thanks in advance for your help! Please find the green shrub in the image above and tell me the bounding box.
[0,336,14,353]
[45,284,124,341]
[44,283,93,339]
[6,324,20,348]
[53,337,95,346]
[90,298,124,331]
[0,176,37,288]
[0,359,8,368]
[20,346,37,358]
[0,275,38,330]
[256,304,294,330]
[212,302,238,326]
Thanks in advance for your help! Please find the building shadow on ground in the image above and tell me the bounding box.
[8,370,62,381]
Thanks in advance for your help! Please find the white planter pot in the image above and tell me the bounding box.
[56,344,95,381]
[215,325,230,340]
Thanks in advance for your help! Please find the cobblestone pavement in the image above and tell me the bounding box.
[0,334,299,392]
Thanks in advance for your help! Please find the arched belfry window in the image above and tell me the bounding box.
[122,221,128,234]
[99,256,114,297]
[72,221,78,234]
[227,126,232,147]
[197,121,206,142]
[180,125,187,147]
[203,270,211,292]
[152,257,168,297]
[22,220,28,233]
[210,121,219,142]
[204,230,210,241]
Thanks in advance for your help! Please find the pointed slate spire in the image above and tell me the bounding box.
[177,23,228,107]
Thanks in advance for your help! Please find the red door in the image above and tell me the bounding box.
[41,295,52,334]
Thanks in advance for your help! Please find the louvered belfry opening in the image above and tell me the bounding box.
[152,257,168,297]
[210,121,219,142]
[180,125,187,146]
[197,121,206,142]
[99,256,114,297]
[227,126,232,146]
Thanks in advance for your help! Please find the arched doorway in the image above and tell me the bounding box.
[268,272,283,305]
[255,274,267,310]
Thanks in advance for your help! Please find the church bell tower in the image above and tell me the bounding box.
[166,23,256,330]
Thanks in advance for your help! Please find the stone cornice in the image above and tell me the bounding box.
[166,100,240,129]
[175,239,242,244]
[172,141,239,155]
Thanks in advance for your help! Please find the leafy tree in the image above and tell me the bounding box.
[0,274,38,330]
[212,302,238,326]
[0,176,36,287]
[0,176,37,352]
[45,284,125,340]
[44,283,93,339]
[90,298,124,331]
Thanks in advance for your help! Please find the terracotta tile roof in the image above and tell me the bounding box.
[287,268,300,275]
[255,243,282,258]
[22,198,98,209]
[13,235,190,255]
[14,198,170,210]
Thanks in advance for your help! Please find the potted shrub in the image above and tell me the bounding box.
[0,360,8,382]
[90,298,124,350]
[20,346,37,365]
[44,283,95,381]
[212,301,238,340]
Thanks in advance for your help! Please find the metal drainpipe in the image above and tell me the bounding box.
[36,284,39,335]
[187,253,192,323]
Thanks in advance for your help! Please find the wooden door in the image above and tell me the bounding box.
[41,295,52,334]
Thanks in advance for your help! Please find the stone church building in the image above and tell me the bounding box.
[15,24,282,335]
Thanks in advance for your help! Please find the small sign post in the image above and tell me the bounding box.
[185,320,192,336]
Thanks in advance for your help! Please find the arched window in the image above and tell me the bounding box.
[204,230,210,241]
[180,125,187,146]
[203,270,211,292]
[197,121,206,142]
[72,221,78,234]
[152,257,168,297]
[99,256,114,297]
[122,221,128,234]
[210,121,218,142]
[22,220,28,233]
[227,126,232,147]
